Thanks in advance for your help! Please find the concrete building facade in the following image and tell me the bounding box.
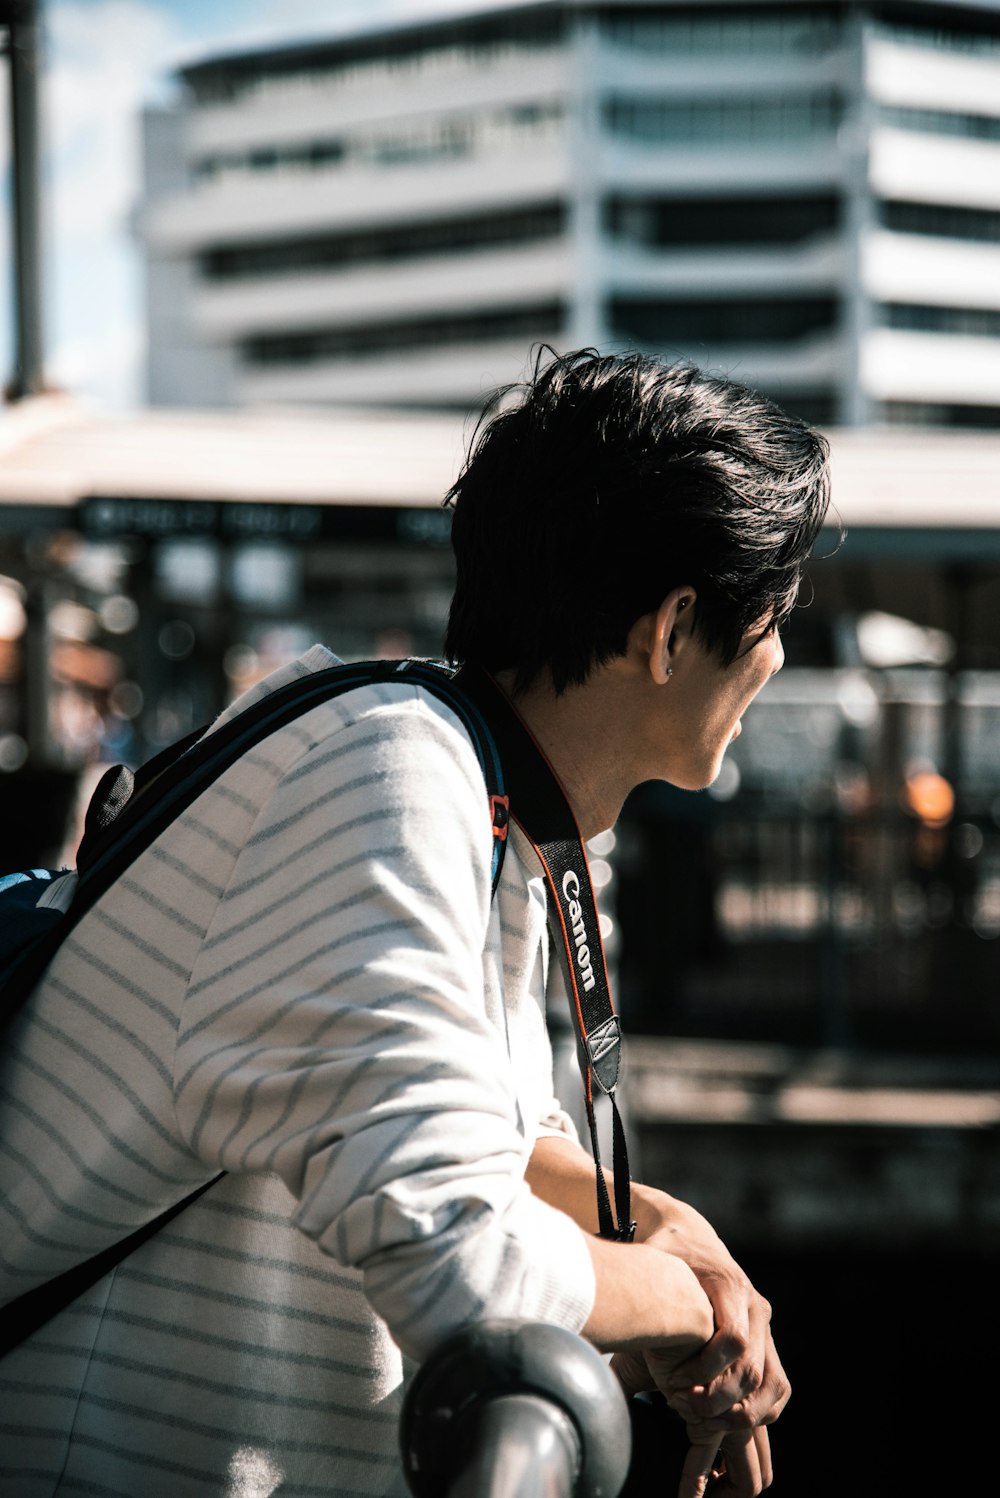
[139,0,1000,426]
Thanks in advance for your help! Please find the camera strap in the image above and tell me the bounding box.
[455,665,635,1243]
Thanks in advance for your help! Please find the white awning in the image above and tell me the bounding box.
[0,395,471,509]
[823,426,1000,531]
[0,395,998,536]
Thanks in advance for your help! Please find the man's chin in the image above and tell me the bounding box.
[663,768,718,793]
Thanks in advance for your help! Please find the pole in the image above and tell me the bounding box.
[400,1321,632,1498]
[6,0,45,400]
[447,1395,579,1498]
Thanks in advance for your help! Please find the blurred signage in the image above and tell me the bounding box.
[76,496,452,546]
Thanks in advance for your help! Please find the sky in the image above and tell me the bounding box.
[1,0,512,409]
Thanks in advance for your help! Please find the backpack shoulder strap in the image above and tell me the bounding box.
[380,660,509,895]
[78,659,508,898]
[0,658,508,1360]
[14,660,506,1007]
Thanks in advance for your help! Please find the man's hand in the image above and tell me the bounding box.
[632,1183,790,1430]
[608,1182,791,1496]
[611,1344,781,1498]
[527,1138,790,1495]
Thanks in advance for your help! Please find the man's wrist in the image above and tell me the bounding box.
[629,1180,685,1242]
[629,1180,729,1261]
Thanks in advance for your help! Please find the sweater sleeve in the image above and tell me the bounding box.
[173,691,595,1360]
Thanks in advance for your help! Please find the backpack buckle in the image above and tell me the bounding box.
[490,794,509,841]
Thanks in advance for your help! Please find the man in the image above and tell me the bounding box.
[0,348,831,1497]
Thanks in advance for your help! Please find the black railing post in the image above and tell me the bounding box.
[5,0,45,400]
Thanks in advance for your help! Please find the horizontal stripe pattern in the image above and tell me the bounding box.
[0,645,594,1496]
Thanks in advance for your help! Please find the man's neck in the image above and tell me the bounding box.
[492,664,643,840]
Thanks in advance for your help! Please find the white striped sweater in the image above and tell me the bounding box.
[0,645,596,1497]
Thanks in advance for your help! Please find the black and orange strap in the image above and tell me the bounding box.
[456,664,635,1243]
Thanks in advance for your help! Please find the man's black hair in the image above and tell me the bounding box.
[444,345,833,693]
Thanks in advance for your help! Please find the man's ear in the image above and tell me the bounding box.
[641,587,697,685]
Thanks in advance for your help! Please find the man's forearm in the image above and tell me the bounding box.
[527,1132,718,1246]
[528,1134,714,1355]
[525,1132,609,1232]
[580,1232,714,1354]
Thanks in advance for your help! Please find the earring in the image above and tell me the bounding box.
[666,668,673,678]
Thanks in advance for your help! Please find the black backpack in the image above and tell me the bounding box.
[0,656,631,1357]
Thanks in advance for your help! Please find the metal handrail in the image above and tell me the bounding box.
[399,1320,632,1498]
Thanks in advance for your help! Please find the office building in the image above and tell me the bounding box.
[139,0,1000,425]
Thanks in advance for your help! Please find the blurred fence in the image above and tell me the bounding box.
[615,668,1000,1057]
[618,807,1000,1054]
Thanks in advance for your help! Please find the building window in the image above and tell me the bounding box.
[875,19,1000,59]
[881,303,1000,338]
[606,193,840,247]
[192,100,565,185]
[193,141,345,182]
[241,304,563,365]
[200,205,567,281]
[880,104,1000,144]
[605,6,841,56]
[775,394,837,427]
[355,100,564,168]
[881,401,1000,429]
[880,199,1000,244]
[611,296,838,345]
[185,15,563,107]
[605,91,842,147]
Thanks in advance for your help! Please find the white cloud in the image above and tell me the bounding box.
[45,1,183,239]
[31,1,187,404]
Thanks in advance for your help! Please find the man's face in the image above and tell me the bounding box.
[649,618,785,791]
